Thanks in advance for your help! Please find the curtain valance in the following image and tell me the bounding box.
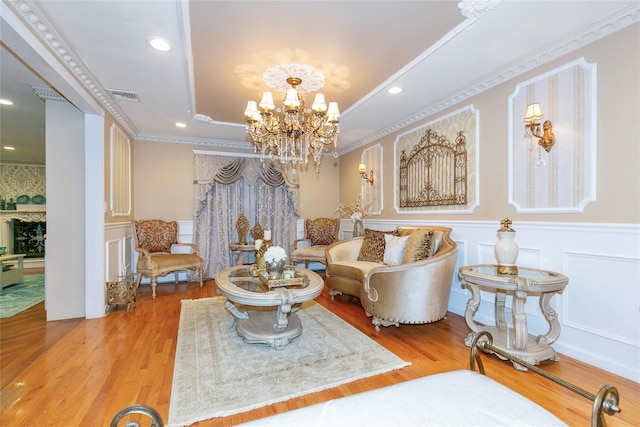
[192,153,300,219]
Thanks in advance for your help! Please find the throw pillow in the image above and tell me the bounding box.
[305,218,338,246]
[403,229,442,263]
[135,220,178,253]
[358,228,399,263]
[383,234,411,265]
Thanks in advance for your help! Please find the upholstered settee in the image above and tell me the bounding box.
[325,226,457,331]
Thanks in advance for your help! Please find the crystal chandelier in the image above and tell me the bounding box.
[244,76,340,172]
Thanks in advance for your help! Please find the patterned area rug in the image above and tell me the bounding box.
[168,297,410,427]
[0,274,44,318]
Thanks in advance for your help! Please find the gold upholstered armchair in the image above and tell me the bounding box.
[290,218,340,269]
[133,219,204,299]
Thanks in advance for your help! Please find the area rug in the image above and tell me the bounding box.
[168,297,410,426]
[0,274,44,318]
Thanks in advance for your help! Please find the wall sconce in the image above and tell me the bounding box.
[524,103,555,153]
[358,163,374,185]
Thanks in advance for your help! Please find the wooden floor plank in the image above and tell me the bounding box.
[1,278,638,426]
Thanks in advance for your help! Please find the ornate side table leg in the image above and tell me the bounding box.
[536,291,562,346]
[512,277,529,351]
[494,291,507,329]
[461,278,482,346]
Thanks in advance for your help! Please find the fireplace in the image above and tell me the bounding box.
[13,220,46,258]
[0,210,47,257]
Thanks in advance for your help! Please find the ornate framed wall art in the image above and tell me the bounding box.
[394,105,479,214]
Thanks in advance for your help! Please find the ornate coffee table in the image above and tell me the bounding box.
[215,265,324,350]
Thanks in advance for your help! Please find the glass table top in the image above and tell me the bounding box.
[228,267,310,293]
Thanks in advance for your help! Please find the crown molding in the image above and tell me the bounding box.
[338,3,640,156]
[5,0,138,139]
[31,85,64,102]
[134,133,252,150]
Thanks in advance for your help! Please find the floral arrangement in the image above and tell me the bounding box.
[264,245,287,264]
[335,195,375,222]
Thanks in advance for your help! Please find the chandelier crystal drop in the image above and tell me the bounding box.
[244,76,340,172]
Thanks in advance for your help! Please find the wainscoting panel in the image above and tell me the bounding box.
[563,252,639,345]
[104,222,135,283]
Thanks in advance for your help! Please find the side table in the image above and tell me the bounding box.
[105,274,137,313]
[229,243,257,266]
[458,264,568,370]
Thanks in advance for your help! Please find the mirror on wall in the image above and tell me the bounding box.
[0,46,47,164]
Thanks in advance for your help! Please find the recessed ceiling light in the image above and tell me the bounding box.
[388,86,403,95]
[3,146,16,150]
[0,99,14,105]
[175,122,187,128]
[149,37,172,52]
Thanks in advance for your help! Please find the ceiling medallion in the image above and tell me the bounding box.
[262,64,325,94]
[244,68,340,173]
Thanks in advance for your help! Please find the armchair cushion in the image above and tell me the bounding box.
[357,228,399,263]
[305,218,339,246]
[134,219,178,253]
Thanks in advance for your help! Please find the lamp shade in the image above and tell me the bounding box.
[358,163,367,173]
[326,102,340,122]
[284,88,300,108]
[524,103,544,121]
[312,94,327,112]
[244,101,260,121]
[259,92,275,111]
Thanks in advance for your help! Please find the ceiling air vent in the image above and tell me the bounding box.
[108,89,140,102]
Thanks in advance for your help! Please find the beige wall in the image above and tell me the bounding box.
[339,23,639,224]
[133,141,340,221]
[133,24,638,225]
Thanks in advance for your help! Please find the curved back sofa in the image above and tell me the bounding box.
[325,226,457,331]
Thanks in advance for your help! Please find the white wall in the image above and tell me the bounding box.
[45,100,86,320]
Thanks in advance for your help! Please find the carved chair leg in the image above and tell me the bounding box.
[174,271,179,284]
[151,277,158,299]
[198,267,203,287]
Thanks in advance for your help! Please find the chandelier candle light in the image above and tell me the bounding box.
[244,76,340,172]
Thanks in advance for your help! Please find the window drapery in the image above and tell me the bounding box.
[193,154,299,278]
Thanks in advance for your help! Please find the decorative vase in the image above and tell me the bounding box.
[266,260,285,280]
[495,218,519,275]
[353,219,364,237]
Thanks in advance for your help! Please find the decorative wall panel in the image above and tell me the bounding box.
[110,124,132,217]
[508,58,596,213]
[360,144,382,215]
[394,105,478,214]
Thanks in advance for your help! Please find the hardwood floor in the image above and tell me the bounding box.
[1,278,638,426]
